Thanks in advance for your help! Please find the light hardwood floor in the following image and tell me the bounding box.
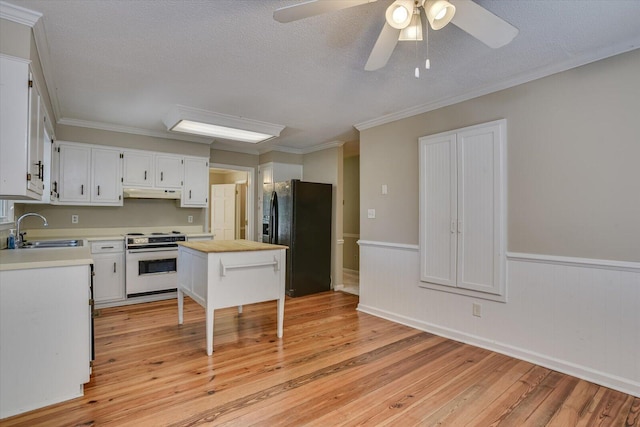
[2,291,638,426]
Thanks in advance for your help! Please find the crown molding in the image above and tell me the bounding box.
[31,18,62,123]
[0,1,41,26]
[57,118,213,145]
[301,140,345,154]
[210,141,260,155]
[355,39,640,131]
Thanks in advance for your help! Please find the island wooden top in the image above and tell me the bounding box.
[179,239,288,253]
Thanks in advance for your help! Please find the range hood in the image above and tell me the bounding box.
[123,188,181,200]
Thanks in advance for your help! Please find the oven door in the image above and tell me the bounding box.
[126,247,178,296]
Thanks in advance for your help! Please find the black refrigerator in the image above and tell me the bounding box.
[264,180,332,297]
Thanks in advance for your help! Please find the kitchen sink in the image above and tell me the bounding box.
[20,239,84,249]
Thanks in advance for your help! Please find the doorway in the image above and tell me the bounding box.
[208,165,255,241]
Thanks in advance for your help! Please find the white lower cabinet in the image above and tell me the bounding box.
[91,240,125,304]
[0,264,92,419]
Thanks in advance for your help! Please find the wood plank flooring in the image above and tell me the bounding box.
[2,291,638,426]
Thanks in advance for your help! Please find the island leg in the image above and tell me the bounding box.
[206,304,214,356]
[177,289,184,325]
[277,296,284,338]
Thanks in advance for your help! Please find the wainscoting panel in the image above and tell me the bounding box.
[358,241,640,396]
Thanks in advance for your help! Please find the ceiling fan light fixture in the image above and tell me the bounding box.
[385,0,414,29]
[399,10,423,41]
[163,105,285,144]
[425,0,456,30]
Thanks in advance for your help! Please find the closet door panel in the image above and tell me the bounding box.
[457,125,501,294]
[419,134,457,287]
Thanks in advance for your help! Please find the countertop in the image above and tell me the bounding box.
[179,240,287,253]
[0,247,93,271]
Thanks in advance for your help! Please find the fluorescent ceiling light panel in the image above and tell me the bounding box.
[164,105,285,144]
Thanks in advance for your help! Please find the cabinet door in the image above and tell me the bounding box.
[420,133,457,288]
[182,157,209,207]
[92,252,125,303]
[419,119,506,299]
[58,144,91,203]
[27,76,44,196]
[0,56,40,200]
[91,148,122,205]
[155,155,183,189]
[456,124,504,295]
[122,150,153,187]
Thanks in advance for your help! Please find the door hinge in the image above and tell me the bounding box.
[121,177,123,182]
[57,147,60,153]
[89,298,95,306]
[26,173,32,181]
[90,360,94,368]
[119,195,122,200]
[120,153,124,159]
[28,79,33,88]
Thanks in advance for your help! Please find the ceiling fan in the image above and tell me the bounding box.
[273,0,519,71]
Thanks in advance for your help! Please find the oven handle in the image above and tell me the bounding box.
[127,247,178,254]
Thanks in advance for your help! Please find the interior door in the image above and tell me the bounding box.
[211,184,236,240]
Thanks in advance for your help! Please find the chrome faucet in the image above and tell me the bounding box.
[16,213,48,248]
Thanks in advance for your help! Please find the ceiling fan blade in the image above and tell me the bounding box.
[365,22,401,71]
[274,0,376,23]
[449,0,518,49]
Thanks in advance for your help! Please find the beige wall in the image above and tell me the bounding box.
[57,125,210,157]
[14,199,203,231]
[0,18,31,59]
[343,155,360,270]
[303,146,344,287]
[360,49,640,262]
[211,149,258,169]
[259,151,303,165]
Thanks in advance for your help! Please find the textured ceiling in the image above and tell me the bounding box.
[5,0,640,154]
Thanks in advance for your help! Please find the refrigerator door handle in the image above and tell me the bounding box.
[269,191,278,244]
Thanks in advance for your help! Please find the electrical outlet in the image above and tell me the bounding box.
[472,303,482,318]
[367,209,376,219]
[71,214,79,224]
[187,215,193,223]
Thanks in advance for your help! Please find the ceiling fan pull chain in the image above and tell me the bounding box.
[425,17,431,70]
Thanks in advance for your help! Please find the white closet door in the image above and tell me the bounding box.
[419,133,457,287]
[456,125,501,294]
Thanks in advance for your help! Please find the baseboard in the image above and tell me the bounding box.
[357,304,640,398]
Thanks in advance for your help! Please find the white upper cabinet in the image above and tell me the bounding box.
[123,151,187,190]
[56,143,91,204]
[182,157,209,207]
[91,148,122,205]
[0,55,47,200]
[54,142,122,206]
[122,150,154,187]
[155,154,183,189]
[419,119,506,301]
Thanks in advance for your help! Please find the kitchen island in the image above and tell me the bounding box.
[177,240,287,356]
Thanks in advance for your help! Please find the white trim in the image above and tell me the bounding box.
[507,252,640,273]
[357,240,419,251]
[337,239,344,245]
[300,140,345,154]
[0,1,41,26]
[357,304,640,397]
[208,163,256,241]
[344,233,360,239]
[355,40,640,131]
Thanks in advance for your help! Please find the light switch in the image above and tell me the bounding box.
[367,209,376,219]
[382,184,388,195]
